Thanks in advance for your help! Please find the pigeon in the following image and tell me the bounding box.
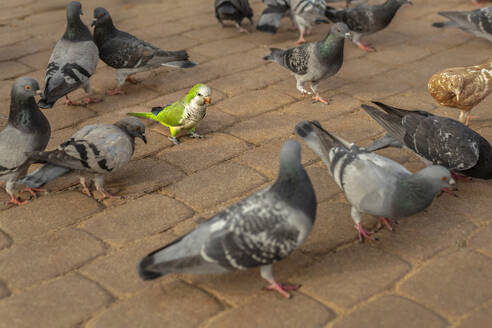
[127,83,211,144]
[257,0,329,45]
[324,0,413,52]
[138,140,316,298]
[432,7,492,43]
[20,117,146,200]
[428,59,492,126]
[264,23,352,104]
[295,120,455,242]
[214,0,254,33]
[0,77,51,205]
[38,1,99,108]
[92,7,196,96]
[362,101,492,180]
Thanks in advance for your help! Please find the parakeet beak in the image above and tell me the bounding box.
[91,19,97,27]
[204,97,211,104]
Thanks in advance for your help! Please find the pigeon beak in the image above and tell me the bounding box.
[91,19,97,27]
[345,32,352,40]
[140,133,147,144]
[449,178,456,188]
[80,9,84,15]
[407,0,413,5]
[204,97,211,104]
[35,90,43,96]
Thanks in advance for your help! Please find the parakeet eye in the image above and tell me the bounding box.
[197,93,202,97]
[25,85,31,90]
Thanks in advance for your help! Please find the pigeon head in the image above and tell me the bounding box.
[11,77,42,100]
[67,1,83,19]
[115,117,147,144]
[187,84,212,106]
[415,165,456,191]
[330,23,352,40]
[92,7,112,27]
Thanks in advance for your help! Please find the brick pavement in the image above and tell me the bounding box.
[0,0,491,327]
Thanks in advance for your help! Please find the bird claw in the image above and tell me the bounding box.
[85,96,102,105]
[189,132,203,139]
[97,189,123,201]
[6,196,28,206]
[294,38,307,45]
[440,187,458,198]
[355,223,377,242]
[357,42,376,52]
[312,94,330,104]
[107,87,125,96]
[377,217,397,232]
[125,76,139,84]
[263,281,300,298]
[168,136,180,145]
[21,187,47,198]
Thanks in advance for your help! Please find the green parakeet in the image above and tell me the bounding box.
[127,83,211,144]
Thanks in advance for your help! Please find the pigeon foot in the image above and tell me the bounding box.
[7,195,29,206]
[107,87,125,96]
[294,38,307,45]
[312,94,330,104]
[263,281,300,298]
[440,187,458,198]
[125,75,139,84]
[65,96,85,106]
[377,217,397,232]
[356,223,377,242]
[85,96,102,105]
[357,42,376,52]
[21,187,47,198]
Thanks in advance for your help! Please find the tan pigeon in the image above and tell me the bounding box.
[428,59,492,125]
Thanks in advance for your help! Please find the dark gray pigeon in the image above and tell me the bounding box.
[214,0,253,33]
[0,77,51,205]
[20,117,146,200]
[257,0,329,44]
[138,140,316,298]
[39,1,99,108]
[362,101,492,181]
[325,0,413,51]
[433,7,492,43]
[264,23,351,104]
[295,120,455,242]
[92,7,196,96]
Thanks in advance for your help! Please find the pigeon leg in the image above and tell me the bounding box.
[94,175,122,200]
[377,217,397,232]
[440,187,458,198]
[464,112,479,126]
[260,265,299,299]
[351,207,376,242]
[108,71,127,95]
[21,187,46,198]
[310,83,329,104]
[125,75,139,84]
[235,22,249,33]
[294,29,307,45]
[65,96,84,106]
[80,177,92,197]
[296,80,311,96]
[82,80,101,104]
[357,41,376,52]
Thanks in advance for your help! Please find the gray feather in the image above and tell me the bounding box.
[433,8,492,43]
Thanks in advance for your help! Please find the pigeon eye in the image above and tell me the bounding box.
[25,85,31,90]
[441,176,447,181]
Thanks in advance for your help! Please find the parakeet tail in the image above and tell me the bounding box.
[127,112,158,121]
[19,163,71,188]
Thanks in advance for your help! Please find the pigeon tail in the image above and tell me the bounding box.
[38,98,54,109]
[138,255,165,280]
[324,6,344,22]
[365,133,403,152]
[361,104,407,144]
[19,163,71,188]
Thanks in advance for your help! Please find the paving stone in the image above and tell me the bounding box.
[0,38,49,62]
[0,192,101,241]
[157,133,249,174]
[0,30,31,48]
[80,232,177,297]
[0,229,12,251]
[82,194,193,246]
[210,293,335,328]
[457,302,492,328]
[43,103,96,130]
[192,38,257,58]
[301,201,378,255]
[0,281,9,299]
[468,223,492,258]
[195,107,238,134]
[333,295,447,328]
[86,282,223,328]
[215,89,295,118]
[305,163,343,203]
[189,251,313,306]
[103,157,186,196]
[380,88,438,111]
[0,61,32,80]
[0,228,105,290]
[17,49,51,70]
[338,73,412,102]
[399,249,492,317]
[295,245,410,309]
[167,162,266,211]
[371,204,477,264]
[234,136,318,178]
[0,273,112,328]
[337,57,391,82]
[85,86,159,114]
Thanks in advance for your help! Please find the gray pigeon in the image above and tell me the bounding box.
[325,0,413,51]
[38,1,99,108]
[257,0,329,44]
[295,120,455,241]
[433,7,492,43]
[362,101,492,181]
[20,117,146,200]
[138,140,316,298]
[92,7,196,96]
[264,23,351,104]
[214,0,254,33]
[0,77,51,205]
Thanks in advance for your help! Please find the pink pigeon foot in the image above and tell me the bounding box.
[7,195,28,206]
[357,42,376,52]
[294,37,306,45]
[451,172,471,182]
[84,96,102,105]
[441,187,458,198]
[96,188,123,201]
[125,75,139,84]
[465,114,479,126]
[65,96,85,106]
[377,217,397,232]
[107,87,125,96]
[355,223,376,242]
[264,281,300,298]
[21,187,46,198]
[312,94,329,104]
